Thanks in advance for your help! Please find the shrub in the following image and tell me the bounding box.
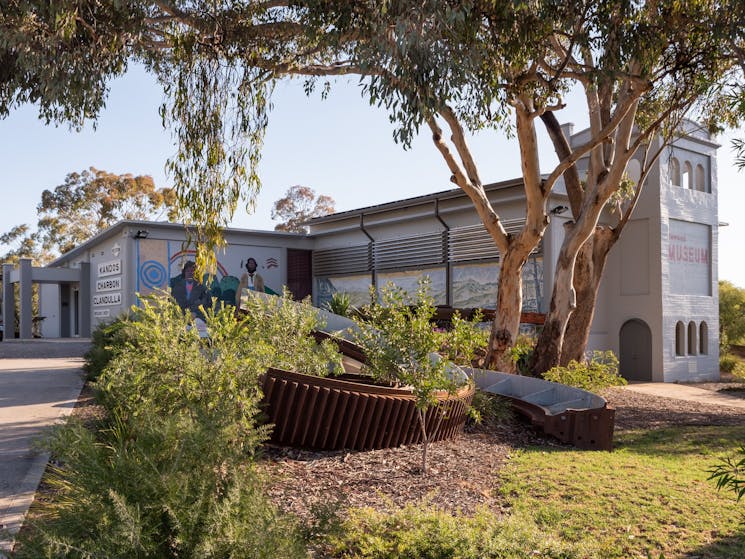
[327,503,581,559]
[720,353,741,374]
[15,294,325,558]
[543,350,627,392]
[509,335,536,375]
[438,310,488,367]
[14,415,307,559]
[732,361,745,382]
[83,314,135,380]
[468,390,513,427]
[324,291,355,317]
[353,280,467,473]
[239,289,344,377]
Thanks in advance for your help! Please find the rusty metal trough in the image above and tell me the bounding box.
[262,368,475,450]
[465,368,615,450]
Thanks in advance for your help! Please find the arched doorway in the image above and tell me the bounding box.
[619,319,653,381]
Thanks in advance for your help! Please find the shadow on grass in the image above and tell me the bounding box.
[681,527,745,559]
[613,424,745,458]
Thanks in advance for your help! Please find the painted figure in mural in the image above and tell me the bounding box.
[236,257,265,307]
[171,260,212,320]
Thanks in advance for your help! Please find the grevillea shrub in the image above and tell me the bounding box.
[543,350,627,392]
[14,294,340,558]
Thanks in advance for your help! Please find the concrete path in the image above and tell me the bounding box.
[0,341,88,554]
[624,382,745,409]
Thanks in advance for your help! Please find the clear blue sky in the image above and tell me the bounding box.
[1,64,743,287]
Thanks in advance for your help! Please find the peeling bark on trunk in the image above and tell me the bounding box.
[485,249,528,371]
[561,228,616,365]
[529,233,577,374]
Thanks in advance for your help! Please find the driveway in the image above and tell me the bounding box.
[0,340,89,554]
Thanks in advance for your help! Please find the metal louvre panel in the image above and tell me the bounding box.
[449,220,542,262]
[313,244,371,276]
[373,231,446,270]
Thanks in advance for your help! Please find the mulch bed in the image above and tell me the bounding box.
[25,375,745,529]
[260,378,745,520]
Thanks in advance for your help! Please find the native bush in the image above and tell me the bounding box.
[467,390,514,428]
[720,353,741,374]
[83,313,135,380]
[509,335,537,375]
[732,362,745,382]
[353,280,467,473]
[239,289,344,376]
[323,291,355,318]
[13,415,307,559]
[15,294,326,558]
[438,309,488,367]
[543,350,627,392]
[327,503,581,559]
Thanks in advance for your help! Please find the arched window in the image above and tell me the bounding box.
[675,321,685,356]
[683,161,693,189]
[699,322,709,355]
[670,158,681,186]
[688,321,697,355]
[695,164,706,192]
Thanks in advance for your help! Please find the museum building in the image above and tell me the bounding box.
[2,123,720,382]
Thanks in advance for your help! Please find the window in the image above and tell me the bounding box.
[695,164,706,192]
[675,321,685,356]
[670,158,681,186]
[699,322,708,355]
[683,161,693,189]
[688,321,697,355]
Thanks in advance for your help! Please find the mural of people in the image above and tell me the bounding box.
[236,257,265,307]
[171,260,212,320]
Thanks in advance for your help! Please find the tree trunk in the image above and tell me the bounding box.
[530,236,577,374]
[417,408,428,475]
[485,249,528,371]
[561,229,616,365]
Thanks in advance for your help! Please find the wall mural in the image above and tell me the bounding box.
[136,239,282,308]
[316,257,544,312]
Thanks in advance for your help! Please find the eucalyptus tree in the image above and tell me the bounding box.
[1,1,742,372]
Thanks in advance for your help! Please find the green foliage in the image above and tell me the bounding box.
[468,391,513,427]
[96,297,270,454]
[543,350,627,392]
[324,291,355,318]
[720,281,745,350]
[14,291,321,557]
[437,310,488,367]
[328,503,579,559]
[83,314,134,380]
[708,446,745,502]
[733,362,745,382]
[354,281,463,402]
[353,280,467,472]
[239,289,344,377]
[720,353,742,374]
[509,335,536,376]
[14,415,307,559]
[36,167,177,255]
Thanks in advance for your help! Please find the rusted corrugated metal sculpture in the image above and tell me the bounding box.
[262,368,475,450]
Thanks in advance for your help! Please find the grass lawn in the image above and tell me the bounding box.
[499,425,745,558]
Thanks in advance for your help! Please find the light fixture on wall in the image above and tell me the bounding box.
[133,230,149,239]
[550,205,569,216]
